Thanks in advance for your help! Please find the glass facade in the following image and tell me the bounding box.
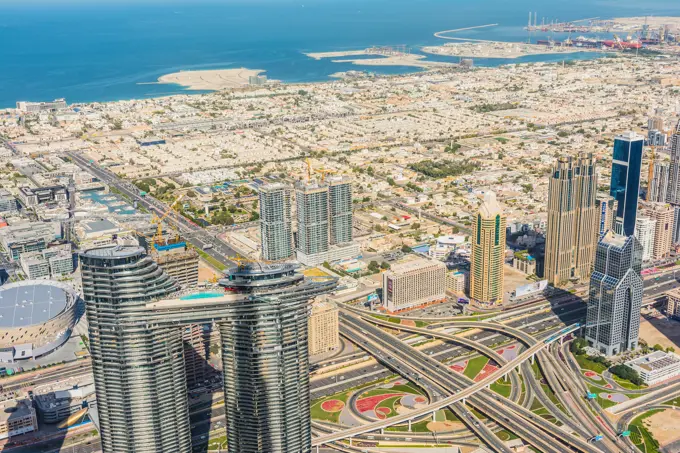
[610,134,644,236]
[81,247,337,453]
[585,234,643,356]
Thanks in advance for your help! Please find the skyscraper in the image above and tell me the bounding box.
[328,176,353,245]
[544,154,598,287]
[644,202,675,260]
[81,245,336,453]
[595,195,618,236]
[634,216,656,262]
[610,132,644,236]
[470,192,506,304]
[648,161,670,203]
[585,233,643,356]
[296,181,329,256]
[259,183,293,261]
[667,121,680,204]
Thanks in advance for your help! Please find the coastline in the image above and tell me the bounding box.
[154,68,266,91]
[422,42,604,60]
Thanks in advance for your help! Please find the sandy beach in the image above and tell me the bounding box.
[306,49,455,69]
[423,42,601,59]
[156,68,266,91]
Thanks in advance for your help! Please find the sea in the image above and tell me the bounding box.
[1,0,680,108]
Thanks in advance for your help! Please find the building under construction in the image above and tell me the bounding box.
[149,237,199,288]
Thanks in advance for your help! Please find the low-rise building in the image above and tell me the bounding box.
[513,250,536,275]
[447,271,468,294]
[0,398,38,440]
[665,288,680,319]
[626,351,680,385]
[0,222,58,261]
[34,383,95,424]
[18,185,68,208]
[0,190,17,214]
[20,245,73,279]
[308,298,339,356]
[383,257,446,312]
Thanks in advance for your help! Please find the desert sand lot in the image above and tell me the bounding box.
[647,409,680,449]
[639,314,680,350]
[157,68,265,90]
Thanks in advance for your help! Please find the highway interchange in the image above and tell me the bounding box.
[7,149,680,452]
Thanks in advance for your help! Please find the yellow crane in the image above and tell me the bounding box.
[152,193,185,245]
[304,158,336,182]
[648,146,656,189]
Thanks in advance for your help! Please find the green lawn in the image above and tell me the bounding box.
[375,396,402,418]
[496,429,519,442]
[390,383,424,395]
[196,249,228,271]
[386,420,431,432]
[490,379,512,398]
[612,375,648,391]
[663,396,680,407]
[464,356,489,380]
[629,409,663,453]
[575,354,609,374]
[310,391,350,423]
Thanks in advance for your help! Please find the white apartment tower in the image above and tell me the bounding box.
[258,184,293,261]
[634,217,656,262]
[328,176,353,245]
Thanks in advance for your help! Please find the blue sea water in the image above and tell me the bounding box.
[0,0,679,107]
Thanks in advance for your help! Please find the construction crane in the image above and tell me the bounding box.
[304,158,336,182]
[648,145,657,190]
[152,194,185,245]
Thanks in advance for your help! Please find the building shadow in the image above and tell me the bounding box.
[544,286,588,327]
[187,323,225,453]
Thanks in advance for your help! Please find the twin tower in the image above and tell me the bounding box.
[80,245,337,453]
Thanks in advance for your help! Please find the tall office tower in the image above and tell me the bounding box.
[595,195,618,236]
[585,232,643,356]
[470,192,506,304]
[645,202,675,260]
[259,183,293,261]
[634,217,656,262]
[672,205,680,245]
[81,245,337,453]
[328,176,353,245]
[296,181,330,256]
[611,132,645,236]
[648,161,670,203]
[80,246,186,453]
[544,154,599,287]
[667,121,680,204]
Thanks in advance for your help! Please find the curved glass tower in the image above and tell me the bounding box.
[80,246,337,453]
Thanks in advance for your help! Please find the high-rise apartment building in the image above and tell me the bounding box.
[648,161,670,203]
[470,192,506,304]
[544,154,598,287]
[634,217,656,262]
[328,176,353,245]
[296,181,330,256]
[611,132,644,236]
[666,121,680,204]
[585,233,643,356]
[383,257,446,312]
[595,195,618,236]
[644,202,675,260]
[80,246,336,453]
[259,183,293,261]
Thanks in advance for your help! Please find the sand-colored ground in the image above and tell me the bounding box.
[423,42,601,59]
[198,260,220,283]
[646,408,680,448]
[157,68,265,91]
[639,315,680,350]
[426,420,465,433]
[613,16,680,28]
[332,54,454,69]
[305,49,454,69]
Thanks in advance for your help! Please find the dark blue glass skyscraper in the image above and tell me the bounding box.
[610,132,644,236]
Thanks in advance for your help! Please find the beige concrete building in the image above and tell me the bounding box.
[0,399,38,440]
[544,154,598,287]
[446,271,468,294]
[512,250,536,275]
[150,238,199,288]
[383,257,446,312]
[470,192,507,304]
[666,288,680,319]
[644,202,675,260]
[308,298,339,356]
